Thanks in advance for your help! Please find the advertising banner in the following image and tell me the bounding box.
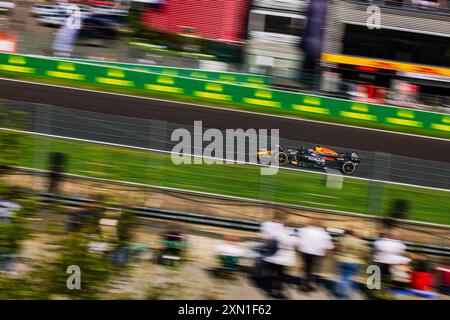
[0,52,449,134]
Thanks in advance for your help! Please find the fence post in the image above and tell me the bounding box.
[148,119,169,208]
[33,104,53,193]
[257,131,279,221]
[367,152,391,218]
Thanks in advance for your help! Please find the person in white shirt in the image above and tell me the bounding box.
[0,199,21,219]
[215,235,245,273]
[296,219,334,291]
[259,219,285,241]
[215,235,245,258]
[373,229,411,286]
[259,214,296,299]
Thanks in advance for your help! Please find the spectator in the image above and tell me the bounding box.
[0,193,22,271]
[256,212,287,276]
[0,193,21,221]
[296,219,334,292]
[335,229,369,299]
[259,212,286,242]
[215,235,245,273]
[261,222,296,299]
[216,235,245,259]
[436,264,450,295]
[373,229,411,288]
[410,258,433,292]
[159,223,188,266]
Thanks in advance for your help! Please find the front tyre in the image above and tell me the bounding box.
[278,152,288,166]
[341,161,356,175]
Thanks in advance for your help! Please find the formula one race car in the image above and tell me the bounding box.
[257,145,361,175]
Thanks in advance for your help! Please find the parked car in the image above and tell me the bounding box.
[78,16,118,39]
[33,3,91,18]
[36,5,92,27]
[31,3,64,17]
[0,1,15,15]
[91,4,129,16]
[89,13,125,25]
[37,12,68,27]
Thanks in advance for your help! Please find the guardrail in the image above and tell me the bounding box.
[39,192,450,257]
[0,53,450,135]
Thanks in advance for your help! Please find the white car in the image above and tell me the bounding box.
[37,13,67,26]
[32,3,91,18]
[31,4,64,17]
[72,7,92,18]
[0,1,15,14]
[91,5,129,16]
[36,5,91,27]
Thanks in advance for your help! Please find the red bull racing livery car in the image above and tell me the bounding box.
[257,145,361,175]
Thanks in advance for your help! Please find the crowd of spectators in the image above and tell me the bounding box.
[213,213,449,300]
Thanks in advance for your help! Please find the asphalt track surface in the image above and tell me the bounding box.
[1,78,450,189]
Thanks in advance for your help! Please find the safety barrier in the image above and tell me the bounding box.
[0,53,449,134]
[58,57,271,87]
[39,192,450,257]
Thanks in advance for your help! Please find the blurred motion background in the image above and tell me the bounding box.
[0,0,448,300]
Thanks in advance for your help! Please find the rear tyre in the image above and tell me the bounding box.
[341,161,356,175]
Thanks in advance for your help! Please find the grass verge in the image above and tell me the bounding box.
[15,132,450,226]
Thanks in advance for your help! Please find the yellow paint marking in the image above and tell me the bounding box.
[8,56,26,65]
[397,109,415,119]
[205,83,223,92]
[292,105,329,114]
[191,72,207,78]
[386,117,422,127]
[219,74,236,81]
[247,77,263,83]
[194,91,232,101]
[442,116,450,124]
[431,123,450,132]
[351,104,369,112]
[46,71,84,80]
[161,70,178,76]
[340,111,377,121]
[156,76,175,85]
[95,77,134,87]
[303,97,321,106]
[245,83,266,88]
[0,64,34,73]
[243,98,280,108]
[107,69,125,78]
[57,62,75,71]
[254,90,272,99]
[145,84,183,94]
